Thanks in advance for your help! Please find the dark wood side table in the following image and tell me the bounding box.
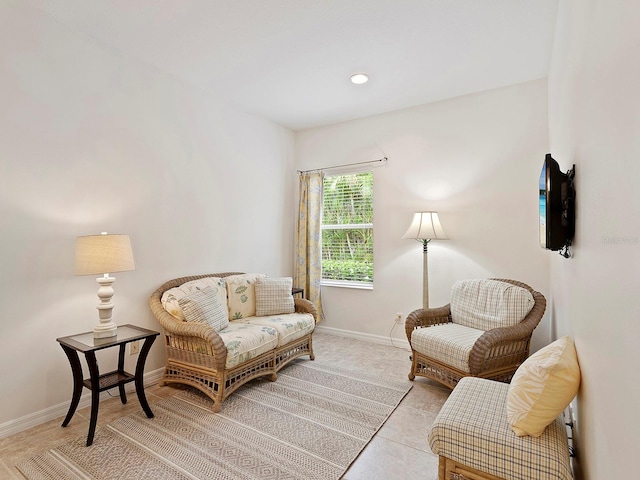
[292,287,304,298]
[56,324,159,446]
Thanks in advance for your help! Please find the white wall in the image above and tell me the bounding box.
[548,1,640,478]
[296,79,552,350]
[0,1,295,427]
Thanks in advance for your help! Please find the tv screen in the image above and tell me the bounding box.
[539,154,575,254]
[539,162,547,247]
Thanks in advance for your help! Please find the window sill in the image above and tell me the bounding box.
[321,280,373,290]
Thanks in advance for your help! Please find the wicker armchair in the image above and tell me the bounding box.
[149,272,318,412]
[405,278,546,389]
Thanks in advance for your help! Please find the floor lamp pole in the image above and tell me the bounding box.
[422,239,430,309]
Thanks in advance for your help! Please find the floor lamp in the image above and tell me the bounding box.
[402,212,448,309]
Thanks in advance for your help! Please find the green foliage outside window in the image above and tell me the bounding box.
[322,172,373,283]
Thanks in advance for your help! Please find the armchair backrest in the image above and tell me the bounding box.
[450,279,535,331]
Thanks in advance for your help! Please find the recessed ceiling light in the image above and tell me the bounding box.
[350,73,369,85]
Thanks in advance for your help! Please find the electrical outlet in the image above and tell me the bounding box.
[129,340,140,355]
[395,313,404,325]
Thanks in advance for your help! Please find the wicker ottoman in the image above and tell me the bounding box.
[429,377,572,480]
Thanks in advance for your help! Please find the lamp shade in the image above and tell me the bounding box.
[402,212,448,240]
[75,234,135,276]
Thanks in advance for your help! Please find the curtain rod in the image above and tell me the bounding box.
[297,156,388,175]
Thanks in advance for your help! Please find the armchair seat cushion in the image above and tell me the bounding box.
[411,323,485,373]
[237,313,315,347]
[218,323,278,369]
[451,279,535,331]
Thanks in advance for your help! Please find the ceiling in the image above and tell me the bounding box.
[27,0,559,131]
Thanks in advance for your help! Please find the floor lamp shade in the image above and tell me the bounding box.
[402,212,448,241]
[402,212,447,309]
[75,234,135,338]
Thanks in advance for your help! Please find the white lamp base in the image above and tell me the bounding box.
[93,322,118,338]
[93,275,118,339]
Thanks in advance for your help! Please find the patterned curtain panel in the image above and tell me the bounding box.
[294,172,324,321]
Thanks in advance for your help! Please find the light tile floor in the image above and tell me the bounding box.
[0,332,450,479]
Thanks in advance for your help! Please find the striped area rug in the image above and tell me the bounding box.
[17,359,411,480]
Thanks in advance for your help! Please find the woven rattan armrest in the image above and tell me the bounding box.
[294,298,318,323]
[149,297,228,371]
[405,305,452,342]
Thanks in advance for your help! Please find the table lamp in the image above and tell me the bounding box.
[75,233,135,338]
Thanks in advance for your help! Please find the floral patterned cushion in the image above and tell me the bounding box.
[218,322,278,369]
[255,276,295,316]
[237,313,315,347]
[225,273,266,320]
[177,286,229,332]
[161,277,228,321]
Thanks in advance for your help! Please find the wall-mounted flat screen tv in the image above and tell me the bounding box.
[539,154,575,253]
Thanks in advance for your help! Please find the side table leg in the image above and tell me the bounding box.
[60,345,83,427]
[134,336,156,418]
[85,351,100,446]
[117,344,127,404]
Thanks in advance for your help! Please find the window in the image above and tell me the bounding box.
[321,171,373,287]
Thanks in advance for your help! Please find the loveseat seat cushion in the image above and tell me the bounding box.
[429,377,572,480]
[451,279,535,331]
[411,323,484,373]
[161,277,228,321]
[236,313,315,347]
[218,323,278,369]
[224,273,267,320]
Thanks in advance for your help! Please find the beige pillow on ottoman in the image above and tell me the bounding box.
[178,286,229,332]
[506,336,581,437]
[255,277,295,316]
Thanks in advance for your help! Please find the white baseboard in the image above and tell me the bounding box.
[0,368,164,439]
[315,325,411,350]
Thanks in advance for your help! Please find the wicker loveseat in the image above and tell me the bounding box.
[149,272,317,412]
[405,278,546,388]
